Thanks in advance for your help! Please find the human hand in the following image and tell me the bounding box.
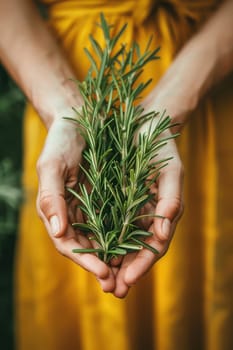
[36,118,115,292]
[112,131,184,297]
[111,83,186,297]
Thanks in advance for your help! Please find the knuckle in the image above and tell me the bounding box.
[173,197,184,222]
[169,197,183,219]
[154,232,169,245]
[169,157,184,177]
[39,191,54,213]
[155,235,172,257]
[36,156,64,176]
[36,157,49,174]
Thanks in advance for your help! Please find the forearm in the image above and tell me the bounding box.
[174,0,233,106]
[0,0,82,128]
[144,0,233,126]
[201,0,233,84]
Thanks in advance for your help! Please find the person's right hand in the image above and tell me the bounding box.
[36,118,116,292]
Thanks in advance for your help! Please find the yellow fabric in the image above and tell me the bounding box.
[15,1,233,349]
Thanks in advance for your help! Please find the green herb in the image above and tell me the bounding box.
[67,14,175,263]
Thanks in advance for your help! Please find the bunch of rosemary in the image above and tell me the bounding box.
[67,14,174,263]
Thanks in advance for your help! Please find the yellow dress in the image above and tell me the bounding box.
[15,1,233,349]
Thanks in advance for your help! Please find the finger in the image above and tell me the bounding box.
[113,254,135,298]
[123,162,184,286]
[40,203,115,287]
[51,224,113,281]
[114,280,130,298]
[67,197,82,225]
[96,268,116,293]
[123,225,164,286]
[70,220,117,292]
[153,163,184,242]
[36,159,68,237]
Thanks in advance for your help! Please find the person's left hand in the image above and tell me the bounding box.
[111,131,184,298]
[109,59,196,297]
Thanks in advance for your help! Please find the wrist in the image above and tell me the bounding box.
[142,33,218,130]
[33,78,83,129]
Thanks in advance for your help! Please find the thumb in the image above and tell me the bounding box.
[36,161,68,237]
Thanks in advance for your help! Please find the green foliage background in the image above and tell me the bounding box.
[0,64,25,350]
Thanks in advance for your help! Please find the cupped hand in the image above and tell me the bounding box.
[110,62,199,297]
[113,133,184,297]
[36,118,115,292]
[113,139,184,298]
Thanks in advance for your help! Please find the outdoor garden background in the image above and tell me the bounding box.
[0,64,25,350]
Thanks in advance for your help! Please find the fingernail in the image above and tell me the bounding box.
[50,215,60,235]
[162,218,171,238]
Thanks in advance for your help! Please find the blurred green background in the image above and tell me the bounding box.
[0,64,25,350]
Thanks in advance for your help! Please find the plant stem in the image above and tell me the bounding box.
[68,14,174,261]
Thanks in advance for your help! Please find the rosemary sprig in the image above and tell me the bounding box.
[67,14,175,263]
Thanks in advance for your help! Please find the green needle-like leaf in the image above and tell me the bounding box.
[131,237,159,255]
[72,248,104,254]
[66,14,176,263]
